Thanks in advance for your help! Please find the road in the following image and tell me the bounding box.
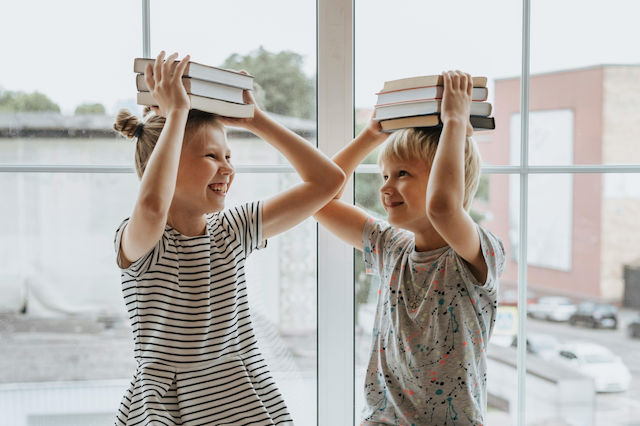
[527,311,640,426]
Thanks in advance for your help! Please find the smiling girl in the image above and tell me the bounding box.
[112,51,344,426]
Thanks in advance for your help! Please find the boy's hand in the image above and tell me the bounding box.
[441,70,473,136]
[144,51,191,117]
[217,70,265,130]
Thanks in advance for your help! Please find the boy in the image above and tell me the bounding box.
[314,71,505,424]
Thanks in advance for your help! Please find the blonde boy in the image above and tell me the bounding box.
[315,71,505,425]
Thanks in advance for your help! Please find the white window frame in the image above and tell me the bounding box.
[2,1,640,425]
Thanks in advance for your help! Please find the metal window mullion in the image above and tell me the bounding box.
[517,0,531,424]
[142,0,150,58]
[317,0,354,424]
[0,165,299,174]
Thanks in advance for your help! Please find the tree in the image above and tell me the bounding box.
[75,103,106,115]
[221,46,314,119]
[0,90,60,112]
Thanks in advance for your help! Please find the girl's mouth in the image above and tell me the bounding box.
[208,183,228,195]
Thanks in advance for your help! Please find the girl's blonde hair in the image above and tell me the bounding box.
[378,128,481,211]
[113,107,223,179]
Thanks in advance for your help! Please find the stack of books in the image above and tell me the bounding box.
[133,58,255,118]
[373,75,495,132]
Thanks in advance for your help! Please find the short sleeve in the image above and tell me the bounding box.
[457,224,506,293]
[362,217,404,276]
[220,201,266,257]
[114,218,168,277]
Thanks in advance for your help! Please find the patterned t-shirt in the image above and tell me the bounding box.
[360,217,505,426]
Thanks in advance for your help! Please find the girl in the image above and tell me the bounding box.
[314,71,505,425]
[112,51,344,426]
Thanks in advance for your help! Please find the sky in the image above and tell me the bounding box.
[2,0,639,114]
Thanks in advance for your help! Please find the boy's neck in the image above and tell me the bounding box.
[406,220,449,252]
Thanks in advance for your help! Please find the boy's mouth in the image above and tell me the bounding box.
[208,183,228,194]
[385,201,404,208]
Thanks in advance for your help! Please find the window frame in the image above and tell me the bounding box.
[2,1,640,425]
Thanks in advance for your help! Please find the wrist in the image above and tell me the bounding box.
[165,108,189,120]
[441,116,467,129]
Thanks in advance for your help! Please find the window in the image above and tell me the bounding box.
[2,1,639,425]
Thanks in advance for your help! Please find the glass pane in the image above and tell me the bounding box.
[526,0,640,165]
[0,172,316,425]
[518,174,640,425]
[355,0,521,166]
[151,0,317,165]
[1,1,141,165]
[354,170,517,424]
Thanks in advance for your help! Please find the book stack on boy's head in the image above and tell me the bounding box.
[133,58,255,118]
[373,74,495,132]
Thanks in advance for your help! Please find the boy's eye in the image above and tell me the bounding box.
[398,170,408,177]
[382,175,389,181]
[207,154,216,159]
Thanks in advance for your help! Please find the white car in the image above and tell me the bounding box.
[527,296,576,322]
[556,342,631,392]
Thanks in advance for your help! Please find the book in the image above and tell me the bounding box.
[379,114,496,132]
[376,86,488,105]
[134,58,254,90]
[374,99,492,121]
[136,74,244,104]
[381,75,488,93]
[137,91,254,118]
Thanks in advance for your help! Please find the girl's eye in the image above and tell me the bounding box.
[382,175,389,181]
[225,156,231,160]
[207,154,216,159]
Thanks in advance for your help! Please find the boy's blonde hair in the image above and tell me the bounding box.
[378,128,481,211]
[113,107,223,179]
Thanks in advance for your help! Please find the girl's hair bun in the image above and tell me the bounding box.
[113,109,142,139]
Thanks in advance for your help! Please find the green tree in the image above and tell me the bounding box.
[75,103,106,115]
[0,90,60,112]
[221,46,314,119]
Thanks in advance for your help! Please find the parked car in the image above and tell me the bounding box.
[556,342,631,392]
[510,333,559,361]
[499,289,537,307]
[527,296,576,322]
[569,302,618,329]
[628,315,640,339]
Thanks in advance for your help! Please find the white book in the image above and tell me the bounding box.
[136,74,244,104]
[137,92,254,118]
[374,100,492,121]
[376,86,488,105]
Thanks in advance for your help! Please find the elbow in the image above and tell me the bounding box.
[139,194,169,221]
[426,193,460,221]
[323,166,347,197]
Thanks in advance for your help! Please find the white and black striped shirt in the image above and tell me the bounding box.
[114,201,293,426]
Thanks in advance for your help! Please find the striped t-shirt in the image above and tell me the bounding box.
[114,201,293,426]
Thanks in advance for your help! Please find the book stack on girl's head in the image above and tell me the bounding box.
[133,57,255,118]
[373,74,495,132]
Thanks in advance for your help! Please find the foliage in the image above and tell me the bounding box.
[221,46,314,119]
[0,90,60,112]
[74,103,105,115]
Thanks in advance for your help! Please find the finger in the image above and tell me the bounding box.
[465,73,473,96]
[163,52,179,81]
[168,53,183,79]
[154,51,165,82]
[173,54,191,82]
[144,63,155,91]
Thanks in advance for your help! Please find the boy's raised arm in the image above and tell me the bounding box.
[426,70,487,283]
[313,121,389,250]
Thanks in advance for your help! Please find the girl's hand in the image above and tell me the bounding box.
[144,51,191,117]
[441,70,473,135]
[217,71,265,130]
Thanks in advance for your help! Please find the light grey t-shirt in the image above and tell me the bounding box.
[361,217,506,425]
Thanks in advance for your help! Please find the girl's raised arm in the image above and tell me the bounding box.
[221,90,345,240]
[119,52,191,268]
